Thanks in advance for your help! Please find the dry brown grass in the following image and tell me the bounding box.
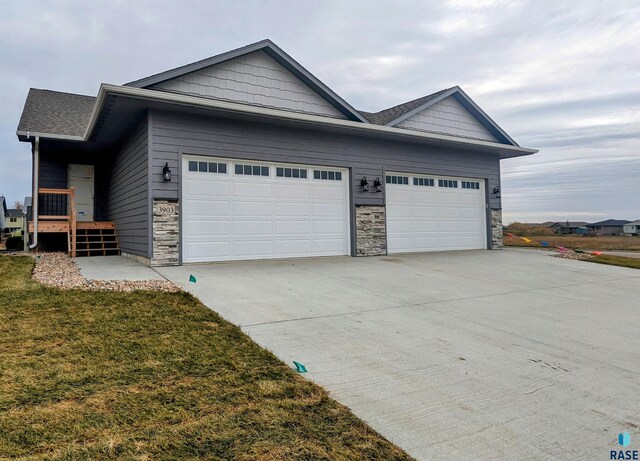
[0,256,414,460]
[504,235,640,251]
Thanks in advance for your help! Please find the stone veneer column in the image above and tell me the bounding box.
[491,208,503,249]
[151,199,180,266]
[355,205,387,256]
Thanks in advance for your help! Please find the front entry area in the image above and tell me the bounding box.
[385,172,487,253]
[67,164,95,222]
[181,156,350,263]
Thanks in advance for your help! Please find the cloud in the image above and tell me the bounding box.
[0,0,638,224]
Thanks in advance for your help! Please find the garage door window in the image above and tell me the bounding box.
[386,175,409,185]
[235,164,270,176]
[277,167,308,179]
[188,161,227,174]
[313,170,342,180]
[438,179,458,188]
[462,181,480,190]
[413,177,435,187]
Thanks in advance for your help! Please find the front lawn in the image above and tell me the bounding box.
[0,256,412,460]
[587,255,640,270]
[504,235,640,251]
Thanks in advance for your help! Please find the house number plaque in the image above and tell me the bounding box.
[157,205,176,214]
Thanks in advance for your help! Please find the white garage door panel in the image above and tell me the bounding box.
[183,157,349,262]
[275,184,309,198]
[387,174,486,253]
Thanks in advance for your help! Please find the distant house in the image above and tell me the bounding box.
[5,209,24,237]
[548,221,588,235]
[587,219,631,236]
[623,220,640,236]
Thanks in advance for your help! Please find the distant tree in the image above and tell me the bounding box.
[13,201,23,210]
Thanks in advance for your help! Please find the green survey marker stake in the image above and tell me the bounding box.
[293,361,307,373]
[189,275,197,283]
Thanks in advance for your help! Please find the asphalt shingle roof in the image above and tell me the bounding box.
[359,88,451,125]
[6,209,22,218]
[588,219,631,226]
[17,89,96,137]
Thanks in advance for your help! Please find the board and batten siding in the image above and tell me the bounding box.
[150,50,346,119]
[149,110,502,211]
[397,96,498,142]
[105,118,150,257]
[39,155,68,189]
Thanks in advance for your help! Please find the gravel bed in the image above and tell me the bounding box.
[30,252,181,292]
[552,251,594,261]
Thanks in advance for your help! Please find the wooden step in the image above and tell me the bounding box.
[71,221,120,257]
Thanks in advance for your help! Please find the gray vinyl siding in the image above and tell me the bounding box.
[39,155,67,189]
[105,118,150,257]
[150,110,502,213]
[397,96,498,142]
[150,50,346,119]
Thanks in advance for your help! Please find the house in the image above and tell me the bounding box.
[587,219,631,236]
[16,39,537,266]
[5,209,24,237]
[0,196,6,233]
[623,220,640,236]
[549,221,588,235]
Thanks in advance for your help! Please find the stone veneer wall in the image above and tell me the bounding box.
[491,208,503,249]
[151,199,180,266]
[355,205,387,256]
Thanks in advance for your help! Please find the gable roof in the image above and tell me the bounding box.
[6,209,22,218]
[15,40,537,159]
[361,86,517,146]
[125,39,368,123]
[588,219,631,227]
[17,89,96,139]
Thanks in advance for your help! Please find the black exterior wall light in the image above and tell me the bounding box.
[360,176,369,192]
[493,186,501,198]
[163,162,172,182]
[374,177,383,192]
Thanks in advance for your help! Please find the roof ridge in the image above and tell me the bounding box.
[366,88,452,116]
[358,88,452,125]
[30,88,96,99]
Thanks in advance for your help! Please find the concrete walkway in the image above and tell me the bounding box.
[75,256,164,281]
[157,250,640,460]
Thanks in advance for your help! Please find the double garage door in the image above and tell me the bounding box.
[386,172,487,253]
[182,156,350,263]
[182,157,487,263]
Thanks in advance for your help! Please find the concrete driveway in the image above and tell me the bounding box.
[157,249,640,460]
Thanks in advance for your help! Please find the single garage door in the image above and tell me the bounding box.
[386,173,487,253]
[182,156,350,262]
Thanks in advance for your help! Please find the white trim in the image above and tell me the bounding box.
[20,84,538,158]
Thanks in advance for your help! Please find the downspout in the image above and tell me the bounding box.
[29,136,39,249]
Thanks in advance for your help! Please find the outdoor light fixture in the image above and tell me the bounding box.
[360,176,369,192]
[162,162,172,182]
[373,177,383,192]
[493,186,501,198]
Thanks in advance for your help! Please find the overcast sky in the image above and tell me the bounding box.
[1,0,638,223]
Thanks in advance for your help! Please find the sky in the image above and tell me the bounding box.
[0,0,638,223]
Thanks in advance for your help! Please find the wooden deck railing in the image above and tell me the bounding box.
[34,187,77,257]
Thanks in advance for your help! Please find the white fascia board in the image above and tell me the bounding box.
[27,83,539,156]
[16,131,84,141]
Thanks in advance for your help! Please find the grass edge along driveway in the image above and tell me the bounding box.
[0,255,413,461]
